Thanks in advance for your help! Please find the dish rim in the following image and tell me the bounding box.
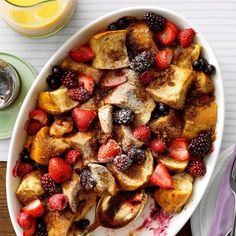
[6,6,225,236]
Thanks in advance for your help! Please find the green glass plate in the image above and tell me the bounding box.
[0,52,37,140]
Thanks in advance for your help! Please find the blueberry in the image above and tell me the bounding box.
[19,148,32,163]
[108,22,120,31]
[117,16,135,29]
[192,58,207,71]
[151,103,169,119]
[76,219,90,229]
[204,64,216,75]
[52,65,63,78]
[46,74,62,90]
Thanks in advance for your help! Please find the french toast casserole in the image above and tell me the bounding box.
[13,11,217,236]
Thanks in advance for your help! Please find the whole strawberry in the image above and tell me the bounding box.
[150,139,166,154]
[49,157,73,183]
[65,150,81,165]
[178,28,196,48]
[187,157,206,177]
[133,125,151,141]
[48,194,68,211]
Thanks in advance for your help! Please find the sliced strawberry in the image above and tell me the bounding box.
[69,45,95,63]
[155,49,173,70]
[169,138,190,161]
[98,139,121,163]
[23,219,36,236]
[101,71,127,88]
[25,119,44,136]
[12,160,34,178]
[149,163,173,189]
[72,108,97,132]
[79,74,95,94]
[178,28,196,48]
[155,21,179,46]
[30,109,48,125]
[150,139,166,154]
[22,199,45,218]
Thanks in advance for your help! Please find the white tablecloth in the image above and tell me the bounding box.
[0,0,236,161]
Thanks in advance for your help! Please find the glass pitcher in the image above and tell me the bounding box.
[0,0,77,38]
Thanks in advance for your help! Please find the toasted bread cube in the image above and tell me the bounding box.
[61,57,104,84]
[159,156,188,173]
[38,88,78,115]
[154,172,193,213]
[192,72,214,95]
[64,132,97,165]
[50,87,78,113]
[104,81,155,126]
[98,105,113,134]
[74,196,96,221]
[45,209,75,236]
[173,43,201,69]
[107,150,154,191]
[37,92,60,115]
[31,127,70,165]
[147,65,196,109]
[89,30,130,69]
[150,110,182,139]
[62,172,81,212]
[115,125,144,152]
[16,170,44,205]
[49,116,73,138]
[183,101,217,139]
[88,163,117,196]
[126,22,158,58]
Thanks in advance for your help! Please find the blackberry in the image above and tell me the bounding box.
[130,51,155,73]
[80,168,96,191]
[187,157,206,177]
[19,148,32,163]
[151,103,169,119]
[46,75,62,90]
[113,154,133,171]
[41,173,62,196]
[144,12,166,32]
[36,232,48,236]
[113,108,134,124]
[63,76,78,89]
[127,147,146,164]
[76,219,90,229]
[63,70,78,89]
[69,87,90,102]
[188,133,212,157]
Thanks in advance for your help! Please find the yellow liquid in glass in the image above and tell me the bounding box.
[9,0,60,27]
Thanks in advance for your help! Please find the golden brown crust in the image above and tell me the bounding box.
[154,173,193,213]
[16,170,44,205]
[90,30,130,69]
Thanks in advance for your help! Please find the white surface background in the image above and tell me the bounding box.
[0,0,236,161]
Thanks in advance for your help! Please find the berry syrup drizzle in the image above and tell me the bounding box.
[136,203,173,236]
